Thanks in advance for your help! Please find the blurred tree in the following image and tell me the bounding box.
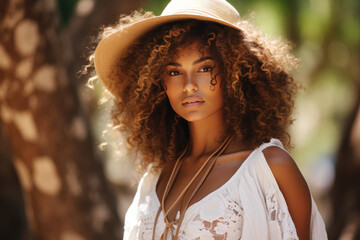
[66,0,147,115]
[328,82,360,239]
[0,124,30,240]
[0,0,122,239]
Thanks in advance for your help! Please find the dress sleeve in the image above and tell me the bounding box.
[123,165,158,240]
[239,139,328,240]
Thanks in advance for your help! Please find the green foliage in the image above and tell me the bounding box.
[144,0,170,15]
[57,0,79,26]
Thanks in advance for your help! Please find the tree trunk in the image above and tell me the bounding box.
[0,0,121,239]
[328,83,360,239]
[0,123,30,240]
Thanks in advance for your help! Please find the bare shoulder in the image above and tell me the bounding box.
[262,146,298,175]
[262,146,312,240]
[261,145,309,197]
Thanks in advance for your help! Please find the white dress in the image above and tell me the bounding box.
[123,139,328,239]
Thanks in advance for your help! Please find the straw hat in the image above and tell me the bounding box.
[94,0,242,95]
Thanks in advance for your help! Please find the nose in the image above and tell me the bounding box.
[183,73,198,93]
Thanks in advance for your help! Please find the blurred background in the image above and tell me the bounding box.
[0,0,359,239]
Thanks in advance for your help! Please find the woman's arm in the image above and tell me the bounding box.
[263,146,312,240]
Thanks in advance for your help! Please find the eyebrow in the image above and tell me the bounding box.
[166,56,215,67]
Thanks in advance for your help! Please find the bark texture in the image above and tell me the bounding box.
[0,0,121,239]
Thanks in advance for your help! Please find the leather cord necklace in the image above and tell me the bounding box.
[152,135,234,240]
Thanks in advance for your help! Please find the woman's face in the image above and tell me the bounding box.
[163,41,224,122]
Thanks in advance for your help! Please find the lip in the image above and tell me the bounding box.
[182,96,204,104]
[182,96,205,108]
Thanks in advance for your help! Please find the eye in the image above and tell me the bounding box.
[168,70,181,76]
[199,65,213,72]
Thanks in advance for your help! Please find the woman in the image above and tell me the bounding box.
[93,0,327,239]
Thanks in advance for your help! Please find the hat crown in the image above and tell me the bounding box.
[161,0,240,24]
[95,0,243,96]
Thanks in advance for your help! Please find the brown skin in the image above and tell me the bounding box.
[98,19,300,174]
[263,146,312,240]
[91,15,305,238]
[156,146,311,240]
[156,42,311,239]
[156,138,253,220]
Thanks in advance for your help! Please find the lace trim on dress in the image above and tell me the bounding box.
[266,188,298,240]
[124,139,327,240]
[173,187,244,240]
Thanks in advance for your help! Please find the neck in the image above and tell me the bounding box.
[187,110,227,159]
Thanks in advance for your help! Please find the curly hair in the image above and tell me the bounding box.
[90,11,299,174]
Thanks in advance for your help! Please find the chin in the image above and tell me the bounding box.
[179,112,211,122]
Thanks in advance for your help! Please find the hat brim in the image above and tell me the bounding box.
[94,13,241,96]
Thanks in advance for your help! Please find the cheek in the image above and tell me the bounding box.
[203,74,223,92]
[164,83,180,106]
[214,90,224,107]
[209,78,224,105]
[164,79,181,95]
